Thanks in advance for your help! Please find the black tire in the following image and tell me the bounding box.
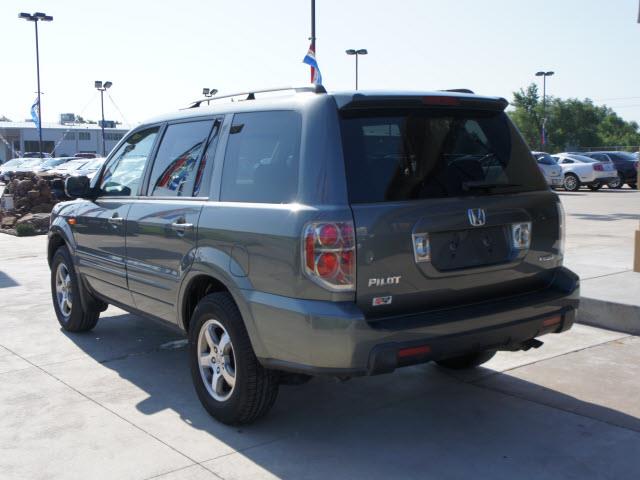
[435,350,496,370]
[608,174,623,189]
[188,292,279,425]
[588,182,601,191]
[563,173,580,192]
[50,246,100,332]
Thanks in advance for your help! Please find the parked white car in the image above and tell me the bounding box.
[551,153,618,191]
[531,152,563,187]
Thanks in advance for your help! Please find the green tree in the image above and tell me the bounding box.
[509,84,543,149]
[509,83,640,152]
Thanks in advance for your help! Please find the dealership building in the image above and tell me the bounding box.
[0,120,130,162]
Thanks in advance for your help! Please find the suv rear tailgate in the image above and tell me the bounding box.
[339,98,561,319]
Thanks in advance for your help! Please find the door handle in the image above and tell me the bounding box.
[108,216,124,225]
[171,222,194,231]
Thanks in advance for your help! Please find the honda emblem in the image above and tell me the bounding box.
[467,208,486,227]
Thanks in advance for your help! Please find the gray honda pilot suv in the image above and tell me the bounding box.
[48,86,579,424]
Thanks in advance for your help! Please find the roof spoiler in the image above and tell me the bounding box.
[339,93,508,112]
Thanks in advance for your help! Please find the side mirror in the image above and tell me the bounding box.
[65,176,93,199]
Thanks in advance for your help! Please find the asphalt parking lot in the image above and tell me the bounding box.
[1,190,639,480]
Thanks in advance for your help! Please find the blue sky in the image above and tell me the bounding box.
[2,0,640,127]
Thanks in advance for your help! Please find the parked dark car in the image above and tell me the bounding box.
[47,86,579,425]
[575,151,638,189]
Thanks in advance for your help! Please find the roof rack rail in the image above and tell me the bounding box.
[442,88,475,94]
[187,84,327,109]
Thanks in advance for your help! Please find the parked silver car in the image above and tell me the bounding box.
[551,153,618,191]
[531,152,563,187]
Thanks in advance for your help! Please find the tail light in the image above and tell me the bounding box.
[556,202,565,262]
[303,222,356,291]
[594,163,604,171]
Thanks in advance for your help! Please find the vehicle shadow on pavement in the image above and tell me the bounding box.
[62,312,640,479]
[568,212,640,221]
[0,270,19,288]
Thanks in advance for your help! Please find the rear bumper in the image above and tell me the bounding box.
[243,267,580,376]
[590,176,618,184]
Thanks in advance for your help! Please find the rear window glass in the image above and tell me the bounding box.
[220,111,300,203]
[536,154,556,165]
[340,109,547,203]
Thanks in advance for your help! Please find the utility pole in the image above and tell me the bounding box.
[95,81,112,156]
[535,71,554,149]
[346,49,368,90]
[19,12,53,158]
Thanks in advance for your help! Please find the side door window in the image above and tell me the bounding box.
[99,127,160,197]
[147,120,215,197]
[220,111,301,203]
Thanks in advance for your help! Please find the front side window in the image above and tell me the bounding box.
[220,111,301,203]
[99,127,159,196]
[148,120,214,197]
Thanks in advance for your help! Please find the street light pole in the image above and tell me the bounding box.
[535,70,554,149]
[95,81,112,156]
[19,12,53,158]
[346,49,368,90]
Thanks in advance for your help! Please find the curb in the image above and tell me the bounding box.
[577,296,640,335]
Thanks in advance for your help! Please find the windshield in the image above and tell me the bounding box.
[20,159,42,167]
[2,159,23,167]
[340,109,546,202]
[83,158,106,169]
[58,160,89,171]
[41,158,70,168]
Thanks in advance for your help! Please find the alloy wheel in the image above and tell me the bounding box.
[197,319,237,402]
[55,262,73,319]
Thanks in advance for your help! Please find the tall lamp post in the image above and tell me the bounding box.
[346,49,368,90]
[19,12,53,158]
[95,81,112,156]
[202,88,218,98]
[535,70,554,148]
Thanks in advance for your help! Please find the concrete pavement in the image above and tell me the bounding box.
[0,192,639,479]
[560,189,640,334]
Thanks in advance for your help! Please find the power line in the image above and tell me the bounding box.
[106,92,132,128]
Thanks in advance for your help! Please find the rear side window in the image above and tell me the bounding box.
[220,111,301,203]
[340,109,547,203]
[148,120,214,197]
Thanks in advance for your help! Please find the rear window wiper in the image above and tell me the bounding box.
[462,181,522,191]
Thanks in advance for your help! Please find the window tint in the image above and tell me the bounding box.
[148,120,213,197]
[220,111,301,203]
[340,109,546,203]
[99,127,159,196]
[537,154,555,165]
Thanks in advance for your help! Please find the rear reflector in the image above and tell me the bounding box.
[542,315,562,327]
[397,345,431,358]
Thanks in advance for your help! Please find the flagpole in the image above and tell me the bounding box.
[310,0,316,83]
[34,20,43,158]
